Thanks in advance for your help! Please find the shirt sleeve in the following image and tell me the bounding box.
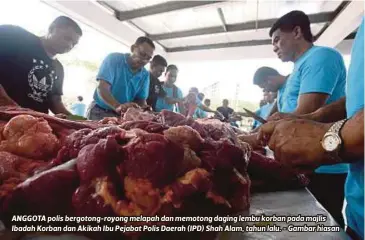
[135,72,150,100]
[299,49,345,95]
[177,88,184,99]
[96,53,118,85]
[196,97,203,107]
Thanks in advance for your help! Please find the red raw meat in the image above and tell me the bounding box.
[122,108,158,122]
[120,120,168,133]
[76,136,123,183]
[0,115,60,160]
[163,126,204,151]
[2,159,79,220]
[123,132,184,187]
[248,151,309,192]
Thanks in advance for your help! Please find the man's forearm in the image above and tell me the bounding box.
[134,99,147,107]
[304,97,346,123]
[340,109,364,161]
[0,84,19,106]
[199,105,215,113]
[165,97,181,105]
[97,87,120,110]
[50,96,72,115]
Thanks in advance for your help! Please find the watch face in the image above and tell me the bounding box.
[323,134,341,152]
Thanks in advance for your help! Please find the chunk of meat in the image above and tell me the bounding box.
[76,136,123,183]
[99,117,120,125]
[56,126,124,164]
[196,118,239,144]
[0,151,45,181]
[162,168,230,209]
[124,176,161,216]
[160,110,208,138]
[120,120,168,133]
[123,133,184,187]
[0,115,59,159]
[0,152,47,200]
[199,139,247,173]
[123,108,157,122]
[248,151,309,192]
[180,147,201,175]
[163,126,204,151]
[2,159,79,221]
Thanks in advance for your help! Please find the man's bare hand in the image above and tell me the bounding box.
[237,133,262,150]
[116,103,140,114]
[257,119,332,173]
[267,112,301,122]
[54,113,67,119]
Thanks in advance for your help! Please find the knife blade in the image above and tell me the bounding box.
[243,108,267,124]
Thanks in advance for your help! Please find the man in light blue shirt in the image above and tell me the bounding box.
[259,18,364,239]
[155,65,184,112]
[252,66,288,117]
[87,37,154,120]
[252,92,276,129]
[268,10,348,227]
[70,96,86,117]
[195,93,208,118]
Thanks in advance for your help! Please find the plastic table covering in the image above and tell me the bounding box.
[217,189,350,240]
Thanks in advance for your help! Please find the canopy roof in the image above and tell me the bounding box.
[45,0,364,61]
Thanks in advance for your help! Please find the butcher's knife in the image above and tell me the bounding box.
[243,108,267,124]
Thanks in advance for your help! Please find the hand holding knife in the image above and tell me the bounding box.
[243,108,267,124]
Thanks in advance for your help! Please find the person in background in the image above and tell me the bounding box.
[204,98,211,108]
[252,91,277,129]
[70,96,86,117]
[0,16,82,116]
[267,10,348,227]
[259,18,364,239]
[87,37,154,120]
[196,93,208,118]
[253,66,287,115]
[155,65,184,112]
[186,87,219,118]
[217,99,234,121]
[147,55,167,111]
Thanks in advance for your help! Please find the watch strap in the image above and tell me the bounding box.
[328,119,347,135]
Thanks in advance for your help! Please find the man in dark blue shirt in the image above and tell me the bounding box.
[0,16,82,115]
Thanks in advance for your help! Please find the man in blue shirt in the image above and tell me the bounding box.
[87,37,154,120]
[252,92,277,129]
[259,18,364,239]
[155,64,184,112]
[266,10,348,228]
[253,66,288,115]
[70,96,86,117]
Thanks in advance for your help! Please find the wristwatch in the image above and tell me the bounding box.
[321,119,347,162]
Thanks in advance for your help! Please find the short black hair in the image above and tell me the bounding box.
[223,99,229,103]
[49,16,83,36]
[166,64,178,72]
[269,10,313,42]
[151,55,167,67]
[204,99,211,103]
[253,67,280,85]
[135,36,155,49]
[77,96,83,101]
[197,93,205,100]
